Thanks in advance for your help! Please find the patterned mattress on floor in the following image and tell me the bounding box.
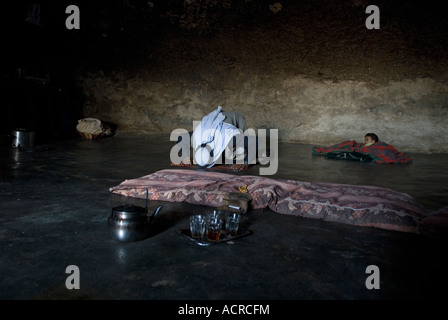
[108,169,440,234]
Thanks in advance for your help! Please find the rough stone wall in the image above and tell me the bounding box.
[79,72,448,153]
[76,0,448,153]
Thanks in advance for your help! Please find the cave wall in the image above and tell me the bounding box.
[74,0,448,153]
[79,72,448,153]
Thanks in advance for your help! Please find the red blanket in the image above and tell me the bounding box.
[110,169,427,233]
[312,140,412,164]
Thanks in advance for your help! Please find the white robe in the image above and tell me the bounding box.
[192,119,242,167]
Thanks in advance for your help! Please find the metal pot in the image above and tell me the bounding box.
[11,129,35,148]
[108,189,164,242]
[108,203,163,242]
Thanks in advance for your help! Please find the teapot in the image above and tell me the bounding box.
[108,189,163,242]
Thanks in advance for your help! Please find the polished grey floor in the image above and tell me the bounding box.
[1,133,447,300]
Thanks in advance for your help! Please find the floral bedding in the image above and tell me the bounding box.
[109,169,428,233]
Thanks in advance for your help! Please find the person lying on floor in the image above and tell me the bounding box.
[180,106,259,171]
[312,132,412,164]
[363,132,379,146]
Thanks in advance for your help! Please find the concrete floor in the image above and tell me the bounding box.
[1,133,447,301]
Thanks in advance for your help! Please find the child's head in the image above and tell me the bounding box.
[364,133,379,144]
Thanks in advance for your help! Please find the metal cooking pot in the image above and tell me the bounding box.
[108,203,163,242]
[108,190,163,242]
[11,129,35,148]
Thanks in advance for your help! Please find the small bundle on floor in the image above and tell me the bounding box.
[218,190,252,214]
